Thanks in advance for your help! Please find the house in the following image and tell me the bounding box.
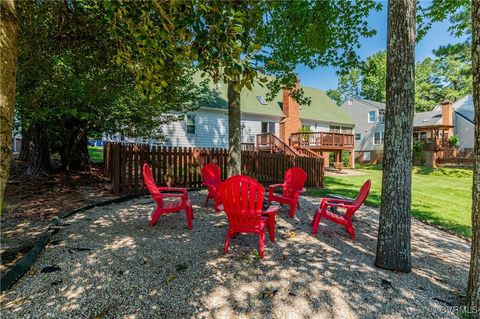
[339,98,386,163]
[160,76,356,167]
[340,95,474,165]
[414,96,474,150]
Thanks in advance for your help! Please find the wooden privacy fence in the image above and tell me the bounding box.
[106,142,324,195]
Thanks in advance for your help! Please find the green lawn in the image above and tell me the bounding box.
[307,164,473,238]
[88,146,104,163]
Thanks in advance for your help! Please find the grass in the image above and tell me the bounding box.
[88,146,104,164]
[307,164,473,238]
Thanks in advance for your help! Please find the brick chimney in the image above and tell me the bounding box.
[440,100,453,136]
[280,77,302,143]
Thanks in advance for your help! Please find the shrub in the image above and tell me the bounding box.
[448,135,460,148]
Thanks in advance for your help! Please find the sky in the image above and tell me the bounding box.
[295,1,469,92]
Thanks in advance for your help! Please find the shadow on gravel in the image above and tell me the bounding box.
[0,191,470,319]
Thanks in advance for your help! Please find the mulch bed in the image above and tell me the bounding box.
[1,159,115,274]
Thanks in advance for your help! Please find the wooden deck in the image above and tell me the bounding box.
[289,132,354,151]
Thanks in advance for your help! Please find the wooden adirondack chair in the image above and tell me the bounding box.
[142,164,193,229]
[311,179,371,240]
[218,175,278,259]
[268,167,307,218]
[202,163,222,212]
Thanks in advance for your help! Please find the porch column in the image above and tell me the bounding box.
[349,151,355,168]
[334,151,341,167]
[322,151,330,168]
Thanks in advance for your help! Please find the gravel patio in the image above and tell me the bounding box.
[0,190,470,318]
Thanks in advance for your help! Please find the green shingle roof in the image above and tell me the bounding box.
[198,75,354,125]
[299,86,354,125]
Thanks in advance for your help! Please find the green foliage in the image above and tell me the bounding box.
[360,51,387,102]
[16,0,203,149]
[413,140,428,165]
[417,0,471,39]
[327,41,472,111]
[448,135,460,148]
[326,69,362,105]
[106,0,381,104]
[307,164,473,237]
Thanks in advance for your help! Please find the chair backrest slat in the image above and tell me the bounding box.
[202,163,221,186]
[283,167,307,198]
[219,175,265,231]
[345,179,371,219]
[143,164,164,207]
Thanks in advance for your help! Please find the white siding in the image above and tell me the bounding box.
[241,114,280,143]
[162,109,229,148]
[301,120,330,133]
[161,109,282,148]
[454,113,474,149]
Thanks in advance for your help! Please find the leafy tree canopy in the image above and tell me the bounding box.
[106,0,382,104]
[326,42,472,112]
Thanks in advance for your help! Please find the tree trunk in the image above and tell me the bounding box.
[27,123,51,176]
[375,0,415,273]
[466,0,480,316]
[0,0,18,212]
[18,126,30,161]
[227,80,241,177]
[60,127,91,171]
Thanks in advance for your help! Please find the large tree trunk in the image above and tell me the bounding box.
[227,80,241,177]
[60,126,91,171]
[375,0,415,273]
[27,123,51,176]
[0,0,18,212]
[18,126,30,161]
[466,0,480,316]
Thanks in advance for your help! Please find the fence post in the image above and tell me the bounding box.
[112,143,121,194]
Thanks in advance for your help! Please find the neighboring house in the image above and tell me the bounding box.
[414,96,475,150]
[339,98,386,163]
[157,76,355,167]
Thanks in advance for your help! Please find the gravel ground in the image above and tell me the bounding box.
[0,190,470,318]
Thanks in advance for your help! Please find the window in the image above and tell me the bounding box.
[341,127,353,134]
[355,133,361,141]
[368,111,377,123]
[261,122,275,134]
[256,96,268,105]
[329,125,341,133]
[378,111,385,123]
[373,131,384,145]
[186,115,195,134]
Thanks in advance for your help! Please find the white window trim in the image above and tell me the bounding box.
[368,110,377,124]
[186,114,196,134]
[373,131,384,145]
[355,133,362,141]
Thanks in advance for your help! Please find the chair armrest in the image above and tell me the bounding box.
[298,187,307,195]
[324,202,356,210]
[268,184,284,195]
[321,197,353,205]
[263,205,279,215]
[202,182,217,189]
[157,187,188,197]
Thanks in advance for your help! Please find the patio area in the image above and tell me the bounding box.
[0,190,470,318]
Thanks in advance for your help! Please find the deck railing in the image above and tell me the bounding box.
[241,143,255,151]
[256,133,300,157]
[289,132,354,150]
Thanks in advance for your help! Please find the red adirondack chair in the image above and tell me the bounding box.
[202,163,222,212]
[142,164,193,229]
[311,179,371,240]
[218,175,278,259]
[268,167,307,218]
